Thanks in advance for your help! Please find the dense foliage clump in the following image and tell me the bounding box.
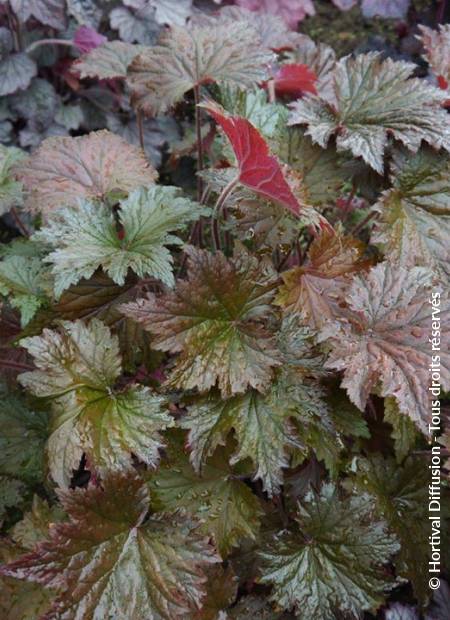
[0,1,449,618]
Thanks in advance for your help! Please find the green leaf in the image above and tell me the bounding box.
[351,456,429,601]
[289,53,450,173]
[9,78,57,125]
[0,390,48,484]
[0,145,27,215]
[122,246,281,398]
[19,319,172,486]
[384,397,418,462]
[0,476,27,520]
[218,86,284,140]
[127,16,272,115]
[36,185,207,296]
[259,483,399,618]
[11,496,64,551]
[276,125,349,207]
[1,472,219,619]
[372,147,450,277]
[148,433,262,556]
[0,256,51,326]
[76,41,145,80]
[182,370,338,496]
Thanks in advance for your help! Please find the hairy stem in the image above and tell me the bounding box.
[211,177,239,252]
[10,207,30,237]
[25,38,74,54]
[194,85,204,201]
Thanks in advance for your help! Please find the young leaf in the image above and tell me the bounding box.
[201,100,302,217]
[181,370,336,496]
[0,389,48,484]
[19,319,172,486]
[289,52,450,174]
[35,186,207,296]
[0,145,26,215]
[259,483,399,618]
[276,229,368,329]
[0,256,51,325]
[122,246,281,397]
[127,18,273,115]
[76,41,145,80]
[73,25,107,53]
[273,63,317,98]
[148,433,263,556]
[286,35,336,99]
[372,148,450,277]
[1,473,219,619]
[319,261,450,432]
[14,130,157,213]
[352,457,429,601]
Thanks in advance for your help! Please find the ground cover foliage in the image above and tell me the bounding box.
[0,0,449,618]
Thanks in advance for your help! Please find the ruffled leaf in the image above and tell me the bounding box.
[319,261,450,432]
[289,53,450,174]
[14,130,157,213]
[35,186,207,296]
[19,319,172,485]
[1,473,219,619]
[259,483,399,618]
[127,17,273,115]
[122,246,282,398]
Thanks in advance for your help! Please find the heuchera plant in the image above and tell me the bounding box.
[0,1,449,619]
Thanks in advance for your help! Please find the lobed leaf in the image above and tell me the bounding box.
[122,246,282,398]
[127,17,273,115]
[289,52,450,174]
[36,186,207,296]
[19,319,172,485]
[259,483,399,618]
[148,433,263,556]
[276,229,368,329]
[319,261,450,432]
[1,473,219,619]
[182,370,337,496]
[372,147,450,277]
[76,41,145,80]
[14,130,157,213]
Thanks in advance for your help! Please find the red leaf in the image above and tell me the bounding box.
[201,100,301,215]
[438,75,449,90]
[273,63,317,98]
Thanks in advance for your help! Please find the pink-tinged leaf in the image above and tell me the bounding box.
[235,0,315,29]
[73,26,107,54]
[201,101,301,216]
[319,262,450,433]
[273,63,318,98]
